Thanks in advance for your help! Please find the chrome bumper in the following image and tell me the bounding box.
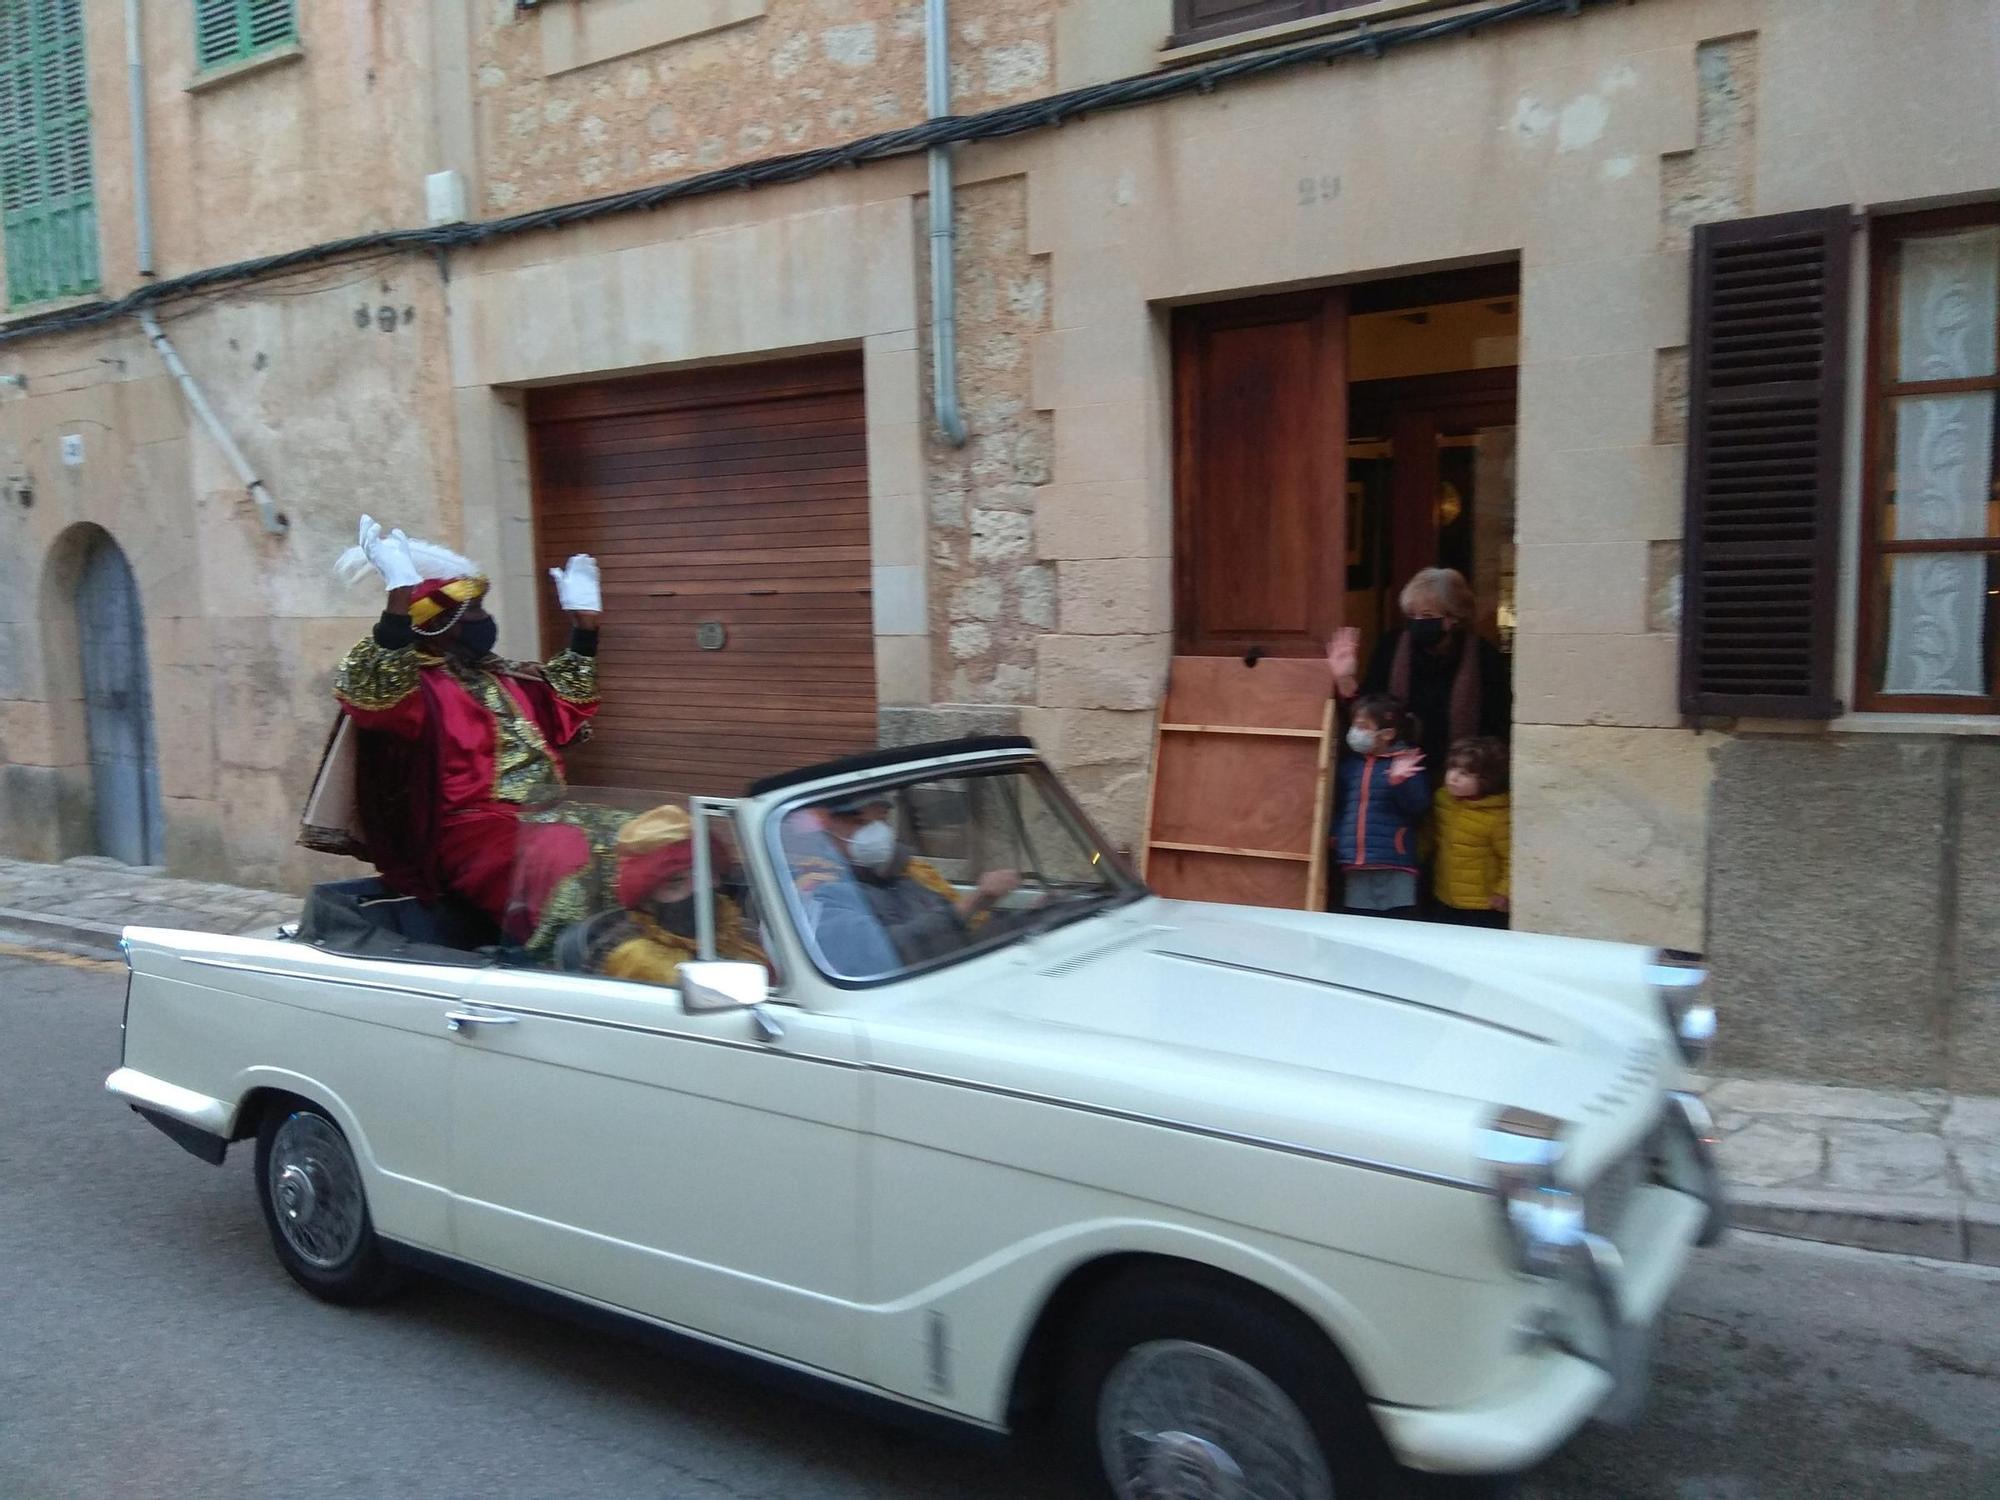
[1568,1091,1727,1425]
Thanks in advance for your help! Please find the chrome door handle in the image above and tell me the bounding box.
[446,1009,520,1033]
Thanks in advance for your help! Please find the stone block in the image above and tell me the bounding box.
[878,705,1022,749]
[870,564,925,637]
[1968,1201,2000,1268]
[1709,737,1950,1088]
[1521,254,1687,362]
[1706,1078,1944,1124]
[1727,1188,1967,1263]
[1057,557,1172,636]
[1954,1142,2000,1203]
[1018,707,1156,769]
[1518,352,1658,455]
[1512,632,1680,728]
[874,634,929,709]
[1943,1096,2000,1141]
[1716,1118,1823,1189]
[867,420,925,506]
[1053,401,1157,486]
[1823,1122,1953,1196]
[1510,723,1711,948]
[1948,740,2000,1093]
[1036,480,1170,561]
[1512,543,1651,636]
[1035,634,1169,712]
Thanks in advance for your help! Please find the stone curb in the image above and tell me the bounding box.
[0,905,127,956]
[1729,1185,1999,1267]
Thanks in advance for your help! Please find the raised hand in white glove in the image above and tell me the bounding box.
[358,514,422,592]
[548,553,602,616]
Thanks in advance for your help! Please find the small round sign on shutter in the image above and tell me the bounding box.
[695,621,727,651]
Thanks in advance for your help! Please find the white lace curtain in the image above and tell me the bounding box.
[1883,226,1998,697]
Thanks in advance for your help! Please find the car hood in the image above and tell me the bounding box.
[861,899,1678,1187]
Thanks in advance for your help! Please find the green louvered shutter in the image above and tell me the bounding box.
[0,0,97,309]
[197,0,297,71]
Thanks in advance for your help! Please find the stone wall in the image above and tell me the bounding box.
[471,0,1055,216]
[1710,734,2000,1094]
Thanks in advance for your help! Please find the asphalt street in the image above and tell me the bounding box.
[3,950,1997,1499]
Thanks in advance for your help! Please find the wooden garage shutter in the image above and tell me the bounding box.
[1680,207,1852,718]
[529,353,877,796]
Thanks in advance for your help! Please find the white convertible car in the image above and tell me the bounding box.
[108,736,1723,1498]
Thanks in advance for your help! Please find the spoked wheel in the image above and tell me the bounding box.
[254,1101,402,1305]
[1098,1340,1335,1500]
[1064,1272,1389,1500]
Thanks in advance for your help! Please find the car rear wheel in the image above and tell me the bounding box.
[253,1101,402,1305]
[1062,1271,1387,1499]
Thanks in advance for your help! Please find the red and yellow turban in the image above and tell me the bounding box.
[408,574,489,629]
[615,805,728,908]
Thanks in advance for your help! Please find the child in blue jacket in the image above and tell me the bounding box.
[1332,694,1429,918]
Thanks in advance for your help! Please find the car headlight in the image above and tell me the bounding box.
[1646,948,1715,1067]
[1478,1106,1584,1278]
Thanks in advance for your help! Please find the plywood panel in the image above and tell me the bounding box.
[1142,656,1333,911]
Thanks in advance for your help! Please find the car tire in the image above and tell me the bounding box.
[253,1100,403,1306]
[1059,1269,1391,1500]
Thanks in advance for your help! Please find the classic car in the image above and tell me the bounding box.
[107,735,1724,1498]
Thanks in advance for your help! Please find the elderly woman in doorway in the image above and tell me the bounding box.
[1326,567,1512,779]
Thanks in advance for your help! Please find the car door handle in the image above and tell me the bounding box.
[445,1009,520,1033]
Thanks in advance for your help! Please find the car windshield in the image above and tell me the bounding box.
[771,760,1142,984]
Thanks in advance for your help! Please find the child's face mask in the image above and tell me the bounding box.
[1346,725,1386,755]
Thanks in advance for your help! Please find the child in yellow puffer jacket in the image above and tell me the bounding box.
[1430,736,1511,928]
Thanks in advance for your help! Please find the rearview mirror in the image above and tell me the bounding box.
[680,961,770,1015]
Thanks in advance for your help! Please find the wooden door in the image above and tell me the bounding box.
[75,534,161,864]
[1173,290,1347,658]
[528,353,878,795]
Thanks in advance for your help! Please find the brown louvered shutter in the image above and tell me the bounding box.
[1680,207,1853,718]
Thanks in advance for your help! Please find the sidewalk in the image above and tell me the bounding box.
[2,854,1994,1265]
[0,855,299,957]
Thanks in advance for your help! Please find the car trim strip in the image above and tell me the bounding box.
[869,1062,1491,1194]
[179,954,461,1002]
[1151,950,1555,1046]
[455,997,867,1067]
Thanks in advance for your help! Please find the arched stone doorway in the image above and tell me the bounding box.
[71,529,163,865]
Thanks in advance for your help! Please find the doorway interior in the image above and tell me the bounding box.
[1171,263,1520,668]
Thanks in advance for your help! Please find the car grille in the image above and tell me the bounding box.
[1583,1138,1650,1242]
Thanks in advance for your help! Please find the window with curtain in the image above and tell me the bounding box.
[0,0,97,308]
[1858,206,2000,713]
[197,0,298,72]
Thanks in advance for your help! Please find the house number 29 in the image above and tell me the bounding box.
[1298,175,1341,206]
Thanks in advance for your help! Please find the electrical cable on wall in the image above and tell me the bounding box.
[0,0,1613,350]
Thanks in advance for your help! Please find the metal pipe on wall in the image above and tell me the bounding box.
[123,0,153,276]
[138,312,288,534]
[924,0,967,447]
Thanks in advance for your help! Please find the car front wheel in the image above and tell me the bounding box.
[253,1101,402,1305]
[1063,1271,1386,1500]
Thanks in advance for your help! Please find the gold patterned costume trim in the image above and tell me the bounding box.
[539,648,599,707]
[333,638,421,712]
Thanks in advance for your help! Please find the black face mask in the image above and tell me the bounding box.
[650,895,698,934]
[1407,617,1450,650]
[456,617,499,658]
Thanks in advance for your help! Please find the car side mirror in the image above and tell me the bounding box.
[680,960,770,1014]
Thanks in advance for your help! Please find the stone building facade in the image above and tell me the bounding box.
[1,0,1997,1088]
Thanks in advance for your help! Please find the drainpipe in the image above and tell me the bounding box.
[123,0,153,276]
[139,312,288,534]
[925,0,967,447]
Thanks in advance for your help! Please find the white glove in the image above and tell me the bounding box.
[358,514,421,591]
[548,553,602,614]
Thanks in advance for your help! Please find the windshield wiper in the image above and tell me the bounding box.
[1011,887,1126,943]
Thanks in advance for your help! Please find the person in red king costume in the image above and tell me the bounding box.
[332,514,607,941]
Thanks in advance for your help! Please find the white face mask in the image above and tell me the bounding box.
[845,819,897,873]
[1346,726,1382,755]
